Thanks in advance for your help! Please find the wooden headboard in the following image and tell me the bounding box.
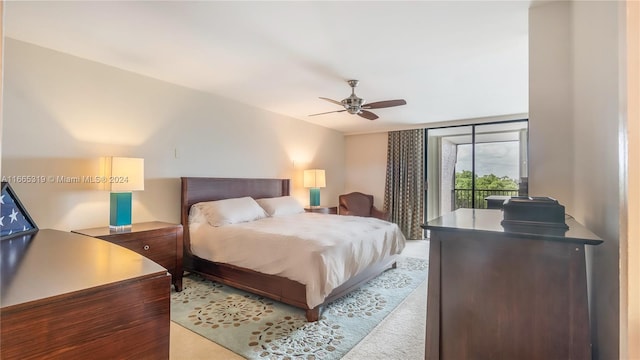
[180,177,290,264]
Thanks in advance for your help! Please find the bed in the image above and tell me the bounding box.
[180,177,406,321]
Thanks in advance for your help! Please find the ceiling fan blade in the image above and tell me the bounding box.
[362,99,407,109]
[319,97,343,106]
[309,109,346,117]
[358,110,379,120]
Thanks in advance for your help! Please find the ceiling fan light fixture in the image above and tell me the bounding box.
[310,79,406,120]
[342,96,365,114]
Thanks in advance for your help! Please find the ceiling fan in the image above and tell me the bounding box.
[309,80,407,120]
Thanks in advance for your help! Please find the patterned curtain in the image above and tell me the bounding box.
[384,129,425,239]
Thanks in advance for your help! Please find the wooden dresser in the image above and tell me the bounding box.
[422,209,603,360]
[0,229,171,359]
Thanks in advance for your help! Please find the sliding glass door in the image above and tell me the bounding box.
[425,120,528,221]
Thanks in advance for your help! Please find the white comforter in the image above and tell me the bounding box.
[189,213,406,308]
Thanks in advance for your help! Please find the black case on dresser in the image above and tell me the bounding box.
[501,196,568,234]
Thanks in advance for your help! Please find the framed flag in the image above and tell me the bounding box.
[1,182,38,240]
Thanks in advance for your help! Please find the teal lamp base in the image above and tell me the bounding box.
[110,192,132,230]
[309,188,321,207]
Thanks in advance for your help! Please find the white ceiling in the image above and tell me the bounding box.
[4,1,531,134]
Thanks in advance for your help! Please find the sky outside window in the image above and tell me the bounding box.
[456,141,520,180]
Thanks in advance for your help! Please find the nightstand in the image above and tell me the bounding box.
[72,221,183,291]
[304,206,338,214]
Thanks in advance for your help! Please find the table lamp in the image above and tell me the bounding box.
[101,157,144,230]
[303,169,326,207]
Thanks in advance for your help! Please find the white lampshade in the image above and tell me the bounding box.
[101,157,144,192]
[303,169,326,188]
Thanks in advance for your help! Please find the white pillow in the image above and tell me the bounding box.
[191,197,268,227]
[188,204,206,224]
[256,196,304,217]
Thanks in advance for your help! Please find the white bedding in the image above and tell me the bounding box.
[189,212,406,308]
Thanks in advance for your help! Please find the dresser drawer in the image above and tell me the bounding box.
[115,234,177,271]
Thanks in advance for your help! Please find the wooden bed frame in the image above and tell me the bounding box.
[180,177,397,321]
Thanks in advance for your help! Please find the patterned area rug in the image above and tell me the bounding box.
[171,256,428,359]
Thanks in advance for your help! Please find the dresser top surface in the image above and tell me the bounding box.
[72,221,180,237]
[1,229,167,308]
[424,209,603,245]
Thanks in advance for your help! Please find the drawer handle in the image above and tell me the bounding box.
[143,244,150,251]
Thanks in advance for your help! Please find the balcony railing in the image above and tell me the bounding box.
[452,189,520,209]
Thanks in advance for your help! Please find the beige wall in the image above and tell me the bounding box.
[572,3,621,359]
[530,1,626,359]
[344,132,387,210]
[624,1,639,358]
[1,39,345,230]
[528,0,574,208]
[1,0,4,175]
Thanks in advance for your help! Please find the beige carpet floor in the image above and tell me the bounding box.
[169,239,429,360]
